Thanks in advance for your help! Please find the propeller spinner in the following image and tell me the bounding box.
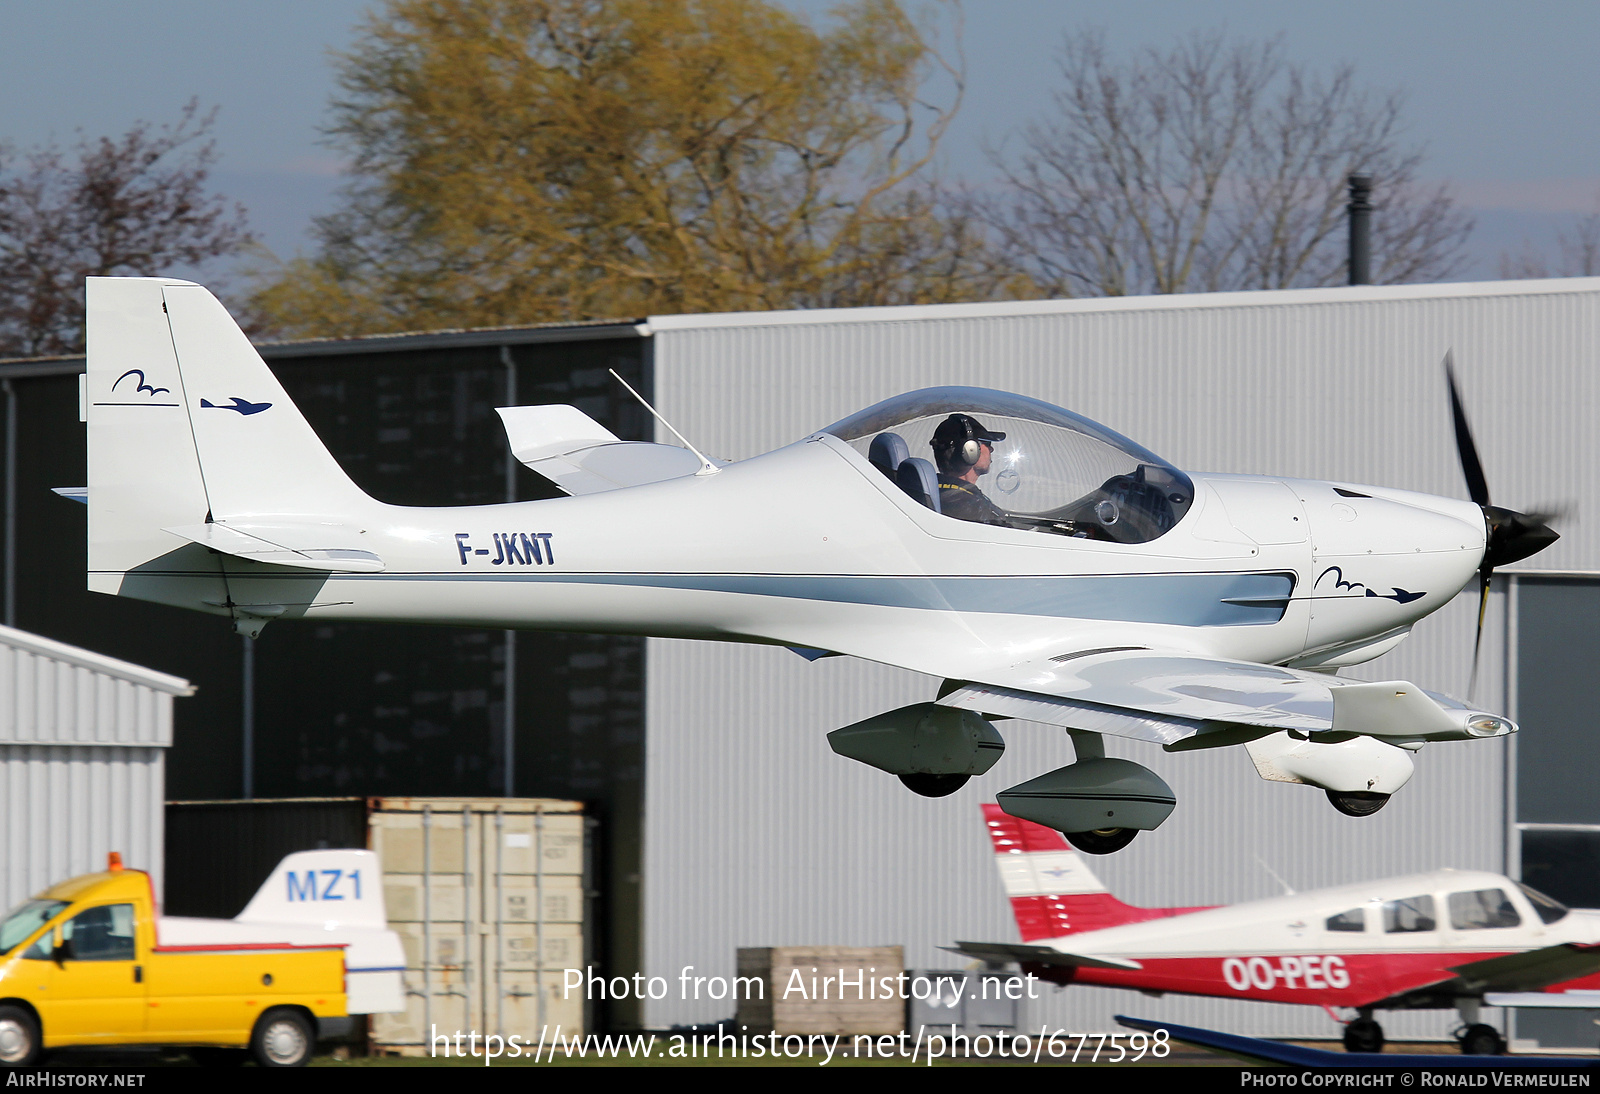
[1444,352,1560,693]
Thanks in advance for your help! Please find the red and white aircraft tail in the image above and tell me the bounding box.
[984,803,1208,940]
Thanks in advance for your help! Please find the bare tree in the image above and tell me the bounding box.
[0,100,252,357]
[981,32,1471,297]
[1499,200,1600,279]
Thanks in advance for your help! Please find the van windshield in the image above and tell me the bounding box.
[0,899,69,955]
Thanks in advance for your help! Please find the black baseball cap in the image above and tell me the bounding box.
[931,413,1006,450]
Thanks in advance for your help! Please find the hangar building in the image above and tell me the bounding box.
[638,277,1600,1049]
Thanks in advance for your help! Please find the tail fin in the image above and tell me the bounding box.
[983,804,1206,939]
[86,278,374,615]
[236,849,389,930]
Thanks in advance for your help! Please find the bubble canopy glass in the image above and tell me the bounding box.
[822,387,1195,543]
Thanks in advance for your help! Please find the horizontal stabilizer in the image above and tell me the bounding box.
[497,404,702,495]
[53,487,87,504]
[944,941,1141,971]
[165,522,385,573]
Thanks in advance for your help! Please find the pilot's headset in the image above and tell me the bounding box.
[931,413,1005,472]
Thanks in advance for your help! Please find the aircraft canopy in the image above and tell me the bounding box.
[823,387,1194,543]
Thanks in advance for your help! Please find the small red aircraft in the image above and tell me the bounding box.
[951,805,1600,1054]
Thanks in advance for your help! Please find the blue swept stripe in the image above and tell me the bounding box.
[357,570,1296,627]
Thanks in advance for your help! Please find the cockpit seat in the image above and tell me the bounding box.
[895,457,942,514]
[868,432,911,480]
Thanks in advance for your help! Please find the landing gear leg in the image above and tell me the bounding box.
[1343,1011,1384,1053]
[1059,732,1138,853]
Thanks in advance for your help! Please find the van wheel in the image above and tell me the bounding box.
[0,1006,42,1067]
[250,1008,314,1068]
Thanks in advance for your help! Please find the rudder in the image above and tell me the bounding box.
[86,277,213,594]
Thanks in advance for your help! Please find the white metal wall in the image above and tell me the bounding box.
[0,625,189,910]
[0,745,166,910]
[640,279,1594,1036]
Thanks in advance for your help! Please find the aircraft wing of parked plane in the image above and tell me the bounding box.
[950,805,1600,1055]
[78,277,1558,851]
[1114,1015,1597,1066]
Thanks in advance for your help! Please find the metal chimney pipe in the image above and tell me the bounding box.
[1347,173,1373,285]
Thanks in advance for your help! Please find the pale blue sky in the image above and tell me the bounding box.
[2,1,1596,280]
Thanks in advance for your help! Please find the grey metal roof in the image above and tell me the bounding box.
[0,623,192,747]
[0,315,647,377]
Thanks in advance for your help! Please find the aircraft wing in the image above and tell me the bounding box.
[943,941,1142,971]
[1115,1015,1590,1067]
[1446,944,1600,993]
[936,648,1488,749]
[1485,989,1600,1009]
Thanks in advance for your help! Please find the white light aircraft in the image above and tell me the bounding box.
[952,805,1600,1054]
[80,277,1558,851]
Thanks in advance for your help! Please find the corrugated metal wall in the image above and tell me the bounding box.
[0,628,187,910]
[0,745,165,909]
[640,279,1595,1036]
[0,651,172,747]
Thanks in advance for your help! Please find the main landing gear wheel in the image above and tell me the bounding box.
[1343,1017,1385,1053]
[1458,1023,1506,1056]
[898,773,970,797]
[1063,827,1138,854]
[1327,790,1390,817]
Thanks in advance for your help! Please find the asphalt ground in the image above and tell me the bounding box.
[31,1039,1503,1068]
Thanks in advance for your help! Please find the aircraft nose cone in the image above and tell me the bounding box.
[1483,505,1559,569]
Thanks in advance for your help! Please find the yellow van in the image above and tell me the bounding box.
[0,855,347,1067]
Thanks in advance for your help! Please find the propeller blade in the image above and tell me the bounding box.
[1444,352,1492,507]
[1444,358,1561,701]
[1467,570,1490,702]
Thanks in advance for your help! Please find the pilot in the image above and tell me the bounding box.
[931,413,1011,525]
